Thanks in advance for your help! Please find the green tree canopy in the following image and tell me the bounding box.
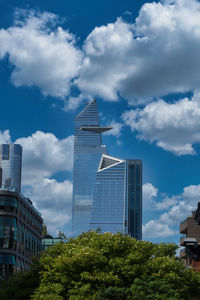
[1,231,200,299]
[42,223,49,237]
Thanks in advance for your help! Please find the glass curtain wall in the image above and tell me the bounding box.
[0,144,22,192]
[127,160,142,240]
[90,155,142,239]
[90,158,126,233]
[72,100,108,234]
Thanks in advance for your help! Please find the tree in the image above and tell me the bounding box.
[42,223,49,237]
[1,231,200,299]
[0,258,41,300]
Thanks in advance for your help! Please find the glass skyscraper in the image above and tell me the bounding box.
[72,100,112,234]
[90,154,142,239]
[72,100,142,239]
[0,144,22,192]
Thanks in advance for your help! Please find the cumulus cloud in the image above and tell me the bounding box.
[122,92,200,155]
[77,19,134,101]
[104,121,123,138]
[0,130,11,144]
[2,1,200,107]
[155,196,178,211]
[0,9,82,98]
[143,221,177,239]
[64,94,85,111]
[16,131,73,185]
[77,0,200,104]
[143,184,200,239]
[143,183,158,209]
[12,130,74,234]
[143,182,178,211]
[23,178,72,234]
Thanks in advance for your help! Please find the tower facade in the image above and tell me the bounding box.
[72,100,112,234]
[90,155,142,239]
[0,144,22,192]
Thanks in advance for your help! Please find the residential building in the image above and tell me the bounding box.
[180,208,200,272]
[0,188,43,280]
[72,100,112,234]
[0,144,22,192]
[90,155,142,239]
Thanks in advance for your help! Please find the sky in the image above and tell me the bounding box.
[1,0,200,244]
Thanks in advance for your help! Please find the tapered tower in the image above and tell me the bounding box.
[72,100,112,234]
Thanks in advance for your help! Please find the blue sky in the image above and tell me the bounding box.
[1,0,200,244]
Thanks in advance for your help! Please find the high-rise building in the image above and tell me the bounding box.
[72,100,112,234]
[72,100,142,239]
[90,155,142,239]
[0,144,22,192]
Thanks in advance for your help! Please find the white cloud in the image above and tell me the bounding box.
[63,94,85,111]
[2,1,200,106]
[122,92,200,155]
[143,183,200,239]
[143,183,158,209]
[143,220,177,239]
[0,10,82,98]
[77,18,134,101]
[155,196,178,211]
[77,0,200,104]
[183,184,200,202]
[13,130,74,234]
[23,178,72,234]
[0,130,11,144]
[104,121,123,138]
[15,131,73,185]
[143,183,178,211]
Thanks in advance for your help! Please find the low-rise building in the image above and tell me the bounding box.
[180,208,200,272]
[0,187,43,280]
[42,235,63,251]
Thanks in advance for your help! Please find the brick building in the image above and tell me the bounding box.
[180,207,200,272]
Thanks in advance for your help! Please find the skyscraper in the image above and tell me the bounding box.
[0,144,22,192]
[72,100,142,239]
[90,154,142,239]
[72,100,112,234]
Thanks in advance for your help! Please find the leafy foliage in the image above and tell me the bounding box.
[0,231,200,299]
[0,258,41,300]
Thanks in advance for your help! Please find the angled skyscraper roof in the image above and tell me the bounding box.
[76,99,99,120]
[98,154,124,171]
[90,156,142,239]
[72,100,112,234]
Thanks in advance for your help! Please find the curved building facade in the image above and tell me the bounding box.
[0,188,43,280]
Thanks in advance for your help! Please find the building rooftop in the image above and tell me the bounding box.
[0,186,41,217]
